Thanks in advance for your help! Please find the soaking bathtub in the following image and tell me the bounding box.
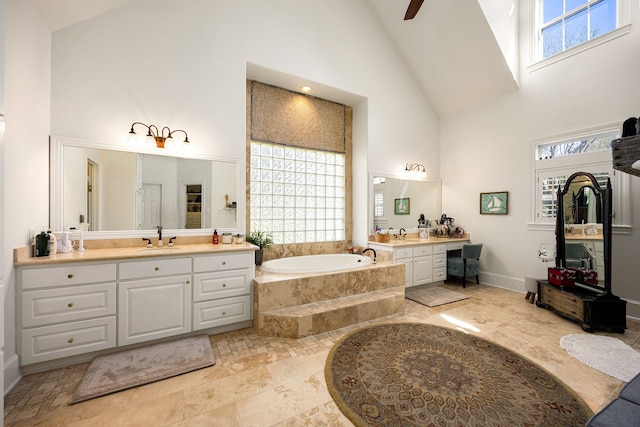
[260,253,373,274]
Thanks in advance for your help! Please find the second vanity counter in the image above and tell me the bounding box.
[368,236,470,287]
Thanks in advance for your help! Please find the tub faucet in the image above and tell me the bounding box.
[399,228,406,239]
[363,248,377,263]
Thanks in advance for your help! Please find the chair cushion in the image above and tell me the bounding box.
[447,258,479,276]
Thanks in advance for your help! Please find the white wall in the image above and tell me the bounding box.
[4,0,440,393]
[4,0,51,394]
[441,2,640,317]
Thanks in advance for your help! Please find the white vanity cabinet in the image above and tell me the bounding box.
[118,258,192,346]
[192,252,253,330]
[16,245,257,367]
[18,263,117,365]
[412,245,433,286]
[368,240,468,288]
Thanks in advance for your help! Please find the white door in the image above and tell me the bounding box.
[141,183,162,229]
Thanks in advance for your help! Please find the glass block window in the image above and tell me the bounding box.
[249,141,345,244]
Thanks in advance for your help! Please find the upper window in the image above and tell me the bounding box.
[540,0,617,59]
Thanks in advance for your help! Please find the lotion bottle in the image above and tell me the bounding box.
[47,230,57,255]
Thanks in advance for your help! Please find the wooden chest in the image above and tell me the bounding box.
[539,281,583,322]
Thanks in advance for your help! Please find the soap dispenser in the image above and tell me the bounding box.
[212,229,219,244]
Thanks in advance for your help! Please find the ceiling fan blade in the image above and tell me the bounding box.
[404,0,425,20]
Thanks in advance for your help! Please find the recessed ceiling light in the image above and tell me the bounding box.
[300,85,312,93]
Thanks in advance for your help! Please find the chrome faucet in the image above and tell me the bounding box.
[399,228,406,239]
[363,248,377,263]
[157,226,163,246]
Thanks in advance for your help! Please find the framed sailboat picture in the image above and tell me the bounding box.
[480,191,508,215]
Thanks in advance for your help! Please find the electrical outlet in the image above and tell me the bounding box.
[79,214,85,223]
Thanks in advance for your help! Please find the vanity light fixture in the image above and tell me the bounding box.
[127,122,190,149]
[404,163,427,180]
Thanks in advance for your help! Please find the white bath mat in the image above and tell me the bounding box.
[560,334,640,382]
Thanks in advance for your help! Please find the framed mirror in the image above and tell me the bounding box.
[369,174,441,233]
[50,136,239,238]
[555,171,611,291]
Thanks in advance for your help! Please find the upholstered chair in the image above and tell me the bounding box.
[447,244,483,288]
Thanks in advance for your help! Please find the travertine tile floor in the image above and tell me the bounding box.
[5,284,640,426]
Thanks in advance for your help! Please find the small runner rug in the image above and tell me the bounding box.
[326,323,592,426]
[560,334,640,382]
[405,285,469,307]
[71,335,215,404]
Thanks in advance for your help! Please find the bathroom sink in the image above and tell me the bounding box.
[138,246,182,252]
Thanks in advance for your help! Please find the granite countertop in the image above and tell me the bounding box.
[367,236,470,248]
[14,242,259,266]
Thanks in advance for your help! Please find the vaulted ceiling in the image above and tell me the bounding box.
[29,0,518,117]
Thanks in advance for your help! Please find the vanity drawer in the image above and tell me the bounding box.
[21,263,116,290]
[394,247,413,259]
[433,254,447,269]
[193,295,251,330]
[21,316,116,365]
[119,258,191,280]
[193,252,253,273]
[447,242,465,251]
[22,283,116,327]
[193,270,251,302]
[413,245,433,257]
[433,244,448,255]
[433,267,447,281]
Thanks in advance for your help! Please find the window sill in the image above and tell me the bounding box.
[527,222,631,235]
[528,24,631,73]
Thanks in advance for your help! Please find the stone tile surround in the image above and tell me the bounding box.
[254,262,405,338]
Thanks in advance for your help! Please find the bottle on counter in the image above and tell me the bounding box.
[34,231,50,257]
[212,229,219,244]
[47,229,57,255]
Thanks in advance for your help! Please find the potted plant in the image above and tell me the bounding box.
[246,230,273,266]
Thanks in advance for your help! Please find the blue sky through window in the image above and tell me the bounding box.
[541,0,616,58]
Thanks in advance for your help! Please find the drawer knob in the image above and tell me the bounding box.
[222,283,226,288]
[67,303,73,308]
[67,274,73,279]
[222,312,226,315]
[186,280,190,285]
[155,267,159,271]
[68,338,74,344]
[222,261,226,265]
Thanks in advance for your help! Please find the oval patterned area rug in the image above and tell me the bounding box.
[325,323,592,426]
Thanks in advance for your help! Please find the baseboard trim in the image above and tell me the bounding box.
[4,352,22,395]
